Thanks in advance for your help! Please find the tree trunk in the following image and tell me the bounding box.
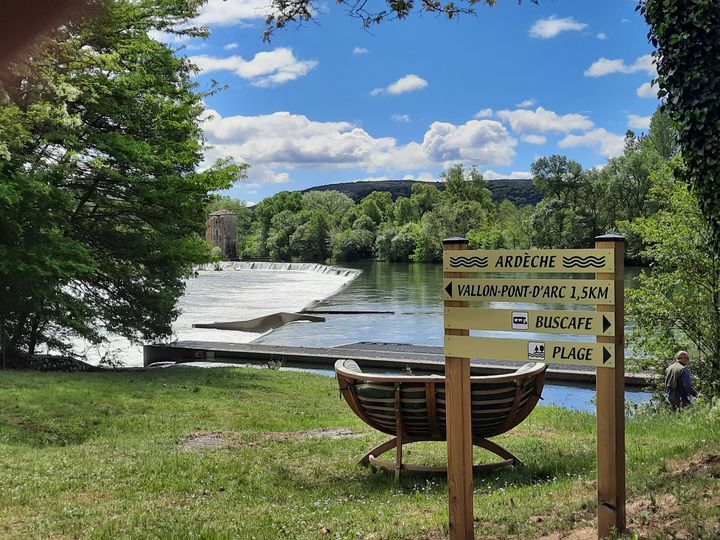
[27,314,41,356]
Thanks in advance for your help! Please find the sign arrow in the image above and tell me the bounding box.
[603,315,611,333]
[445,281,453,298]
[603,346,612,364]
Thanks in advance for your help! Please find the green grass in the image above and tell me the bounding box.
[0,368,718,539]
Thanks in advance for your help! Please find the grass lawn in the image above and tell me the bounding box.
[0,367,718,539]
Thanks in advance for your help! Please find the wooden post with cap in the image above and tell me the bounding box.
[595,234,625,538]
[443,237,474,539]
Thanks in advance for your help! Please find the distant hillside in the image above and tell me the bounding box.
[302,178,541,206]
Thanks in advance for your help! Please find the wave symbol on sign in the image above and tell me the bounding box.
[562,255,606,269]
[450,256,488,268]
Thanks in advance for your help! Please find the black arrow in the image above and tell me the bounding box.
[603,315,611,333]
[445,281,453,298]
[603,346,612,364]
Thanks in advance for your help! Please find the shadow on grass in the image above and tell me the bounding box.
[0,368,277,448]
[275,436,598,497]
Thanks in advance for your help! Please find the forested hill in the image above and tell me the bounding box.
[302,178,541,206]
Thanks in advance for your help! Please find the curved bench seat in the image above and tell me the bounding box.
[335,359,546,478]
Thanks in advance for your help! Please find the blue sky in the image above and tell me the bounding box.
[154,0,659,204]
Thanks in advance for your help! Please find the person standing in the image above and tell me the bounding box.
[665,350,698,409]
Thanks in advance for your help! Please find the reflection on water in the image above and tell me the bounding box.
[257,261,642,348]
[259,262,649,410]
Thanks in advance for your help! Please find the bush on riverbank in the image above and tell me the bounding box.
[1,367,718,539]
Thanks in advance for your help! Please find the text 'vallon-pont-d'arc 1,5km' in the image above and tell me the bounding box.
[442,248,618,368]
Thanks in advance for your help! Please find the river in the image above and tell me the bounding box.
[255,261,650,412]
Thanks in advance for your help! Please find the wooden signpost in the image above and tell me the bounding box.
[442,236,625,540]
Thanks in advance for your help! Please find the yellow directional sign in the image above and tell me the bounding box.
[443,278,614,305]
[444,307,615,336]
[443,249,614,273]
[445,335,615,368]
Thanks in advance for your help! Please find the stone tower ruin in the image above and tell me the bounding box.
[205,210,238,260]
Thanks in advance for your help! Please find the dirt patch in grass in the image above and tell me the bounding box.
[534,527,596,540]
[179,431,234,451]
[179,428,361,451]
[259,427,362,441]
[533,450,720,540]
[667,452,720,475]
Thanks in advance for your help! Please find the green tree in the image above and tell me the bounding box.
[442,164,492,208]
[627,159,720,397]
[0,0,241,359]
[531,155,584,208]
[207,196,251,217]
[290,209,331,261]
[331,229,374,261]
[646,108,679,161]
[374,223,416,261]
[641,0,720,249]
[358,190,393,228]
[301,190,354,224]
[410,182,442,213]
[266,210,298,261]
[393,196,420,225]
[467,200,531,250]
[253,191,303,255]
[530,156,606,248]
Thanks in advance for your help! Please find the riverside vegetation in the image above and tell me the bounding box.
[0,368,718,539]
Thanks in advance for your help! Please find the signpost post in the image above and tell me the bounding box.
[595,235,626,538]
[442,237,474,539]
[442,237,625,540]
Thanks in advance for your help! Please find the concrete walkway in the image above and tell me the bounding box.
[144,340,655,387]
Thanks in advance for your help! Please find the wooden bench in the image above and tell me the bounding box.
[335,359,546,478]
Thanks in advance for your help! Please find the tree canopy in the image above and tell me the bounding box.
[264,0,536,40]
[0,0,242,360]
[640,0,720,248]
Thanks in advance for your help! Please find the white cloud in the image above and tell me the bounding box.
[596,32,608,40]
[224,43,239,51]
[372,74,428,96]
[391,114,411,123]
[559,128,625,158]
[353,47,368,54]
[388,74,428,94]
[353,175,392,182]
[403,172,437,182]
[530,16,588,39]
[497,106,593,133]
[195,0,273,26]
[584,54,655,77]
[201,110,517,183]
[516,98,536,108]
[637,81,659,99]
[627,114,652,130]
[482,170,533,180]
[190,48,317,87]
[474,108,493,119]
[421,120,516,165]
[270,172,290,184]
[521,134,547,145]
